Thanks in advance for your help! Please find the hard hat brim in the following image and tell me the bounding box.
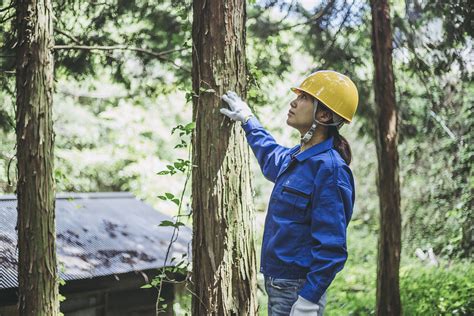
[290,87,352,123]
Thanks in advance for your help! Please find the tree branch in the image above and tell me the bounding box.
[55,29,81,45]
[0,0,15,13]
[271,0,335,32]
[0,12,14,23]
[276,0,296,25]
[321,0,354,57]
[53,44,191,73]
[401,21,458,141]
[53,45,188,59]
[428,110,457,141]
[57,85,133,99]
[54,29,126,67]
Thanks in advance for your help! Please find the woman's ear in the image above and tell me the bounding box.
[317,108,333,123]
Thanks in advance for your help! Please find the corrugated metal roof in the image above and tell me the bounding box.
[0,192,192,289]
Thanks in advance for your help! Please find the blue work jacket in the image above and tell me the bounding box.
[242,117,355,304]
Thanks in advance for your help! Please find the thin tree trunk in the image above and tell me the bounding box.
[15,0,59,315]
[370,0,402,315]
[191,0,258,315]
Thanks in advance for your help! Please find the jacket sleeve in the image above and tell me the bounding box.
[241,116,291,183]
[298,163,355,304]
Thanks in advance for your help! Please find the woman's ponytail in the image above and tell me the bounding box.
[329,126,352,165]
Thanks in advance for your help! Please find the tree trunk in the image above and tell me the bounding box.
[15,0,59,315]
[191,0,258,315]
[369,0,402,315]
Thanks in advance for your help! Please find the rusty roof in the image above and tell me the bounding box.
[0,192,192,289]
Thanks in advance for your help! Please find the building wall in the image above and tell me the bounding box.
[0,304,19,316]
[0,270,182,316]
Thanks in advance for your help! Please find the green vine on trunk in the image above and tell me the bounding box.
[140,118,196,315]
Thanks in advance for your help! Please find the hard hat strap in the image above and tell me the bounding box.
[315,119,344,128]
[300,99,319,145]
[301,99,345,145]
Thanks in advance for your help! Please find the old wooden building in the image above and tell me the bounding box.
[0,192,191,315]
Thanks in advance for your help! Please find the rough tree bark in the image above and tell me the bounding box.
[15,0,59,315]
[191,0,258,315]
[370,0,402,315]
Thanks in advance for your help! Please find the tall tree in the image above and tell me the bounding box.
[191,0,258,315]
[15,0,59,315]
[370,0,402,315]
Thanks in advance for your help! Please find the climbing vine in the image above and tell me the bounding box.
[140,119,195,315]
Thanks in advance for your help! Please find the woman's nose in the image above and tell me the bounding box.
[290,100,297,108]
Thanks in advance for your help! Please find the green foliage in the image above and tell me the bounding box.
[0,107,14,133]
[52,0,193,88]
[391,0,474,258]
[400,263,474,315]
[173,286,192,315]
[1,1,472,314]
[246,4,294,109]
[171,122,196,148]
[158,159,192,176]
[158,219,185,228]
[325,227,377,315]
[324,229,473,315]
[158,192,180,204]
[144,123,193,314]
[261,223,473,315]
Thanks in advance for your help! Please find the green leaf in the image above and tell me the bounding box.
[185,92,198,104]
[184,121,196,131]
[141,284,152,289]
[174,141,187,149]
[159,220,185,229]
[171,124,184,135]
[159,220,175,227]
[173,221,185,228]
[185,92,193,103]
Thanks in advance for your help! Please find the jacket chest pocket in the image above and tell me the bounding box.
[277,180,312,221]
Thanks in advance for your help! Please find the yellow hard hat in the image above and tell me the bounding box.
[291,70,359,123]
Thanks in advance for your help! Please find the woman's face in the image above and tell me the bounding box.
[286,91,316,133]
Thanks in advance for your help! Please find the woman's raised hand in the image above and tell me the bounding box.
[220,91,253,123]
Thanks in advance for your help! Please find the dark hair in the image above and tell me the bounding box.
[329,126,352,165]
[316,101,352,165]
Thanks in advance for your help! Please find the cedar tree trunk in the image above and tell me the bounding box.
[191,0,258,315]
[370,0,402,315]
[15,0,59,314]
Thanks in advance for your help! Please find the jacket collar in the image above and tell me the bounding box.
[291,136,334,162]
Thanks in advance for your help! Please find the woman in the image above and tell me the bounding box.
[220,70,358,316]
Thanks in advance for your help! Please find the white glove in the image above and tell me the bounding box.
[220,91,253,123]
[290,295,320,316]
